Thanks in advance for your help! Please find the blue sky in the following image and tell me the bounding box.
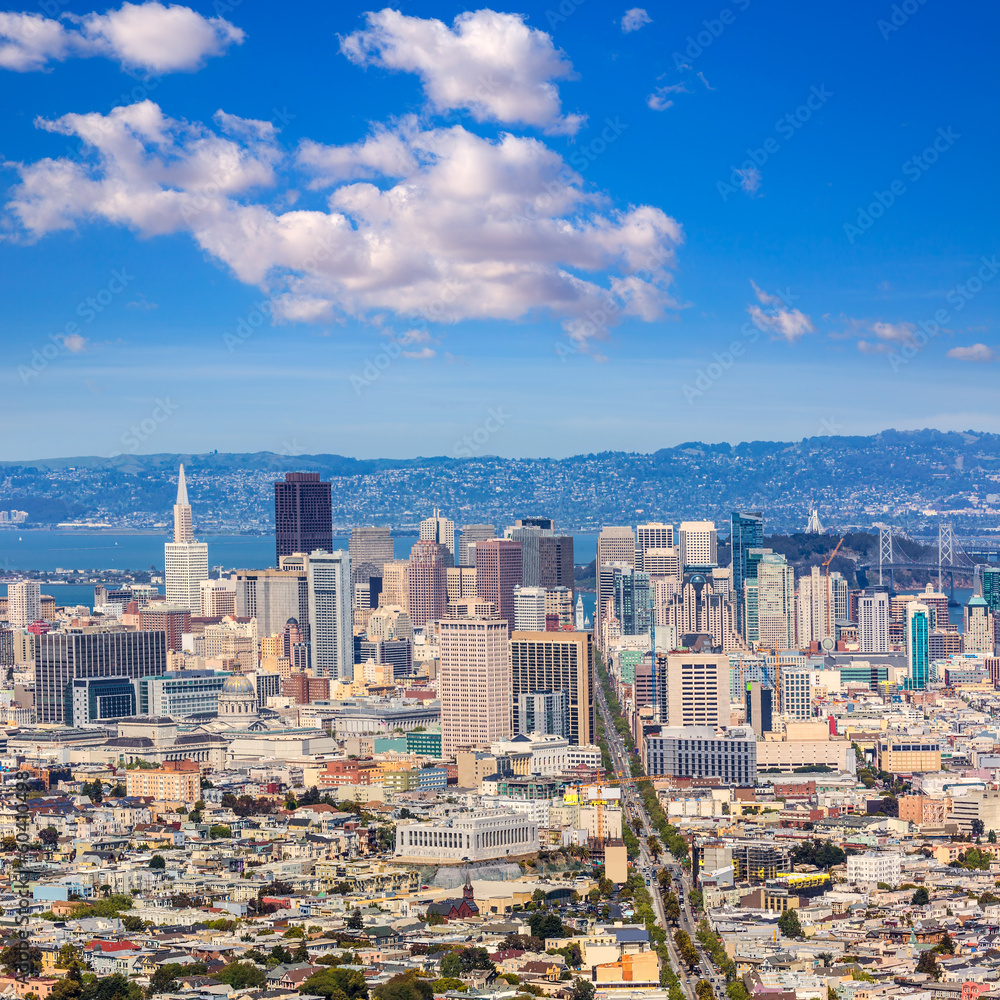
[1,0,997,461]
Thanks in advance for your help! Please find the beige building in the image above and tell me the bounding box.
[876,738,941,774]
[368,604,413,641]
[446,566,477,601]
[898,794,950,826]
[951,791,1000,835]
[203,616,257,673]
[756,725,853,773]
[440,617,511,755]
[200,579,236,617]
[664,652,727,727]
[678,521,717,569]
[349,526,394,572]
[125,759,200,807]
[380,560,410,613]
[596,527,636,632]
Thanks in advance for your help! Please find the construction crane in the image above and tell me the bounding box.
[823,536,845,640]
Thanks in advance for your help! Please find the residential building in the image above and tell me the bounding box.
[137,604,190,653]
[781,669,813,720]
[858,588,890,654]
[635,522,674,572]
[596,526,636,631]
[516,690,570,739]
[513,586,547,631]
[757,553,795,651]
[233,565,310,641]
[199,579,236,617]
[846,852,902,886]
[965,596,993,655]
[125,759,200,807]
[730,511,764,639]
[7,580,41,629]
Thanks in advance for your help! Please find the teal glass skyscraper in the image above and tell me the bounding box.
[904,601,930,691]
[731,511,763,639]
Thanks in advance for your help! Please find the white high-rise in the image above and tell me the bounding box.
[678,521,718,570]
[798,566,834,644]
[635,522,674,571]
[308,549,353,680]
[858,590,890,653]
[757,553,795,651]
[420,508,455,565]
[513,586,547,631]
[7,581,40,628]
[164,465,209,611]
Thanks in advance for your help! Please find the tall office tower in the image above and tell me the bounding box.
[984,568,1000,613]
[36,628,167,725]
[663,652,727,727]
[475,538,522,631]
[200,579,237,617]
[730,511,764,639]
[137,604,191,652]
[380,559,410,612]
[506,525,543,586]
[611,567,652,636]
[644,547,682,578]
[164,465,209,611]
[904,600,930,691]
[408,541,448,627]
[538,534,575,591]
[0,627,12,672]
[678,521,718,571]
[420,508,455,566]
[546,586,573,628]
[964,596,993,655]
[233,566,309,640]
[513,586,548,630]
[308,549,353,680]
[7,580,41,628]
[517,690,570,738]
[635,522,674,571]
[459,524,496,567]
[797,566,834,644]
[596,526,636,632]
[439,617,511,755]
[781,668,813,719]
[446,566,478,602]
[274,472,332,565]
[858,588,890,653]
[282,618,305,658]
[756,553,795,651]
[745,681,773,736]
[510,630,594,744]
[348,525,394,572]
[516,516,554,530]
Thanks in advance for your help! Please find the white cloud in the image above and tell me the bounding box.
[735,166,761,195]
[0,2,243,73]
[948,343,997,362]
[646,83,687,111]
[7,101,682,350]
[747,280,814,343]
[621,8,651,32]
[62,333,87,352]
[339,8,584,134]
[402,346,436,359]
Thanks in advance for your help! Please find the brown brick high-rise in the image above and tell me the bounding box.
[274,472,332,565]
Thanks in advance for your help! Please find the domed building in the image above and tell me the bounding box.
[217,673,258,724]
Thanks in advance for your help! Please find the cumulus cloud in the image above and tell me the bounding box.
[339,8,584,134]
[646,83,687,111]
[621,8,651,32]
[840,318,920,354]
[948,343,997,362]
[7,100,682,350]
[735,165,761,195]
[0,2,243,73]
[747,280,814,343]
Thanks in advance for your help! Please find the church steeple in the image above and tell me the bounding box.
[463,868,474,900]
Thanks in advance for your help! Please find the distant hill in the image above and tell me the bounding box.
[2,428,998,535]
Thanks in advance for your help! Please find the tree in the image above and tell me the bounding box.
[915,950,941,980]
[1,836,16,852]
[148,854,166,869]
[55,944,82,970]
[971,818,986,839]
[911,887,930,906]
[934,931,955,955]
[269,944,293,965]
[791,839,845,869]
[121,914,144,933]
[647,836,661,859]
[208,825,231,839]
[569,979,595,1000]
[440,953,462,978]
[1,944,42,977]
[347,908,364,930]
[82,973,141,1000]
[145,964,187,997]
[990,829,997,845]
[725,983,750,1000]
[213,963,267,989]
[458,948,494,974]
[695,980,715,1000]
[39,827,59,847]
[527,911,563,940]
[294,940,311,964]
[777,909,803,940]
[304,969,369,1000]
[370,971,428,1000]
[429,980,466,994]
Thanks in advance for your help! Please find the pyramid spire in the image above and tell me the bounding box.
[176,464,189,506]
[172,464,194,543]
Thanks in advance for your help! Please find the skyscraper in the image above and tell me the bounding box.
[663,652,727,727]
[780,669,813,719]
[7,580,41,628]
[233,565,310,641]
[756,553,795,651]
[730,511,763,639]
[904,600,930,691]
[678,521,718,571]
[983,567,1000,614]
[797,566,834,644]
[517,690,570,738]
[610,566,652,636]
[274,472,332,565]
[964,595,993,655]
[596,526,635,631]
[36,628,168,725]
[164,465,209,611]
[745,681,773,737]
[440,617,511,755]
[635,522,674,571]
[408,541,448,627]
[475,538,522,631]
[307,549,352,680]
[858,588,890,653]
[510,630,593,745]
[459,524,496,566]
[420,508,455,566]
[513,586,547,630]
[539,534,575,591]
[349,526,394,572]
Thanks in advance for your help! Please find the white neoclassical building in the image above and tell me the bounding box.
[395,810,538,863]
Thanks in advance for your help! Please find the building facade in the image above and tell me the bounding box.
[274,472,332,565]
[308,549,352,680]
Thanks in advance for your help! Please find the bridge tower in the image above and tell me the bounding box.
[878,526,893,587]
[938,522,955,593]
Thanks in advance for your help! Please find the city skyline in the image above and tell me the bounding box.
[2,0,997,459]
